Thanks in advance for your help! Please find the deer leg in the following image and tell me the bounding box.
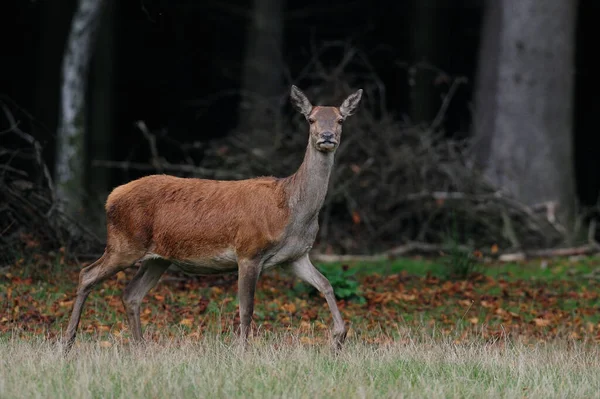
[237,258,261,346]
[64,251,139,353]
[288,254,347,351]
[122,258,170,342]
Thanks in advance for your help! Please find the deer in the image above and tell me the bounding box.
[63,85,363,353]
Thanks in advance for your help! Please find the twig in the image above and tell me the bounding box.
[92,159,246,180]
[430,77,468,131]
[1,103,56,202]
[313,242,600,264]
[136,120,163,173]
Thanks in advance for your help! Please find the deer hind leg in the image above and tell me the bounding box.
[122,258,170,342]
[64,250,141,352]
[288,254,347,351]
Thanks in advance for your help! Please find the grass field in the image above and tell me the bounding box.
[1,253,600,397]
[1,334,600,398]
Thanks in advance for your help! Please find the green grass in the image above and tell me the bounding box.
[315,255,600,282]
[1,333,599,398]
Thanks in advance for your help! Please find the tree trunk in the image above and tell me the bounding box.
[238,0,285,142]
[472,0,577,228]
[55,0,106,221]
[33,0,76,159]
[87,0,115,235]
[408,0,445,125]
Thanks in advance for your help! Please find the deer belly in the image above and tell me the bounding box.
[144,250,238,275]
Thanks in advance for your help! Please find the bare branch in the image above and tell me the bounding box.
[92,160,246,180]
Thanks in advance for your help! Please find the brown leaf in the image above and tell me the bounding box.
[533,318,551,327]
[458,299,472,307]
[481,300,495,309]
[282,303,296,313]
[59,300,74,308]
[299,321,311,332]
[351,211,361,225]
[179,318,194,327]
[399,293,416,301]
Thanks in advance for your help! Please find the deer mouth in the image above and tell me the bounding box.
[316,140,338,151]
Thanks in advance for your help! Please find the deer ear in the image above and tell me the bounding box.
[290,85,313,117]
[339,89,363,118]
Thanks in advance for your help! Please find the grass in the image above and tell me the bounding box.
[2,253,600,397]
[315,255,599,282]
[1,332,599,398]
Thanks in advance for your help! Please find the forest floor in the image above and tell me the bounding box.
[2,252,600,397]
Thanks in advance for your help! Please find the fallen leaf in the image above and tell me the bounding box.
[282,303,296,313]
[179,318,194,327]
[299,321,311,332]
[533,318,551,327]
[99,341,112,348]
[299,336,315,345]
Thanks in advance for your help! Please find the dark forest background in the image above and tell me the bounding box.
[1,0,600,258]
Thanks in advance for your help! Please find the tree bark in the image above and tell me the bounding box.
[408,0,446,125]
[33,0,76,156]
[472,0,577,228]
[55,0,106,220]
[238,0,285,141]
[88,0,115,234]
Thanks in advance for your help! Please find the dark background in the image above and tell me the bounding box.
[1,0,599,216]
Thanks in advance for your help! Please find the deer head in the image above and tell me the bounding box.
[290,85,363,153]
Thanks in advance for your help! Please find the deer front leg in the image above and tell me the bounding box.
[237,258,260,346]
[289,254,347,351]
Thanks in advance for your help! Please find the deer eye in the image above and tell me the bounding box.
[337,119,344,124]
[308,118,316,124]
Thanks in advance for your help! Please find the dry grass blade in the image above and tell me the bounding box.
[1,333,599,398]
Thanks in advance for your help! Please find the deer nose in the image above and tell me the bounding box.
[320,132,335,141]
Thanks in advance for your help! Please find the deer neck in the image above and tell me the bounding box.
[285,142,334,223]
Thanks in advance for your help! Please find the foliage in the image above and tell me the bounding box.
[441,214,482,280]
[293,265,366,304]
[0,103,102,265]
[442,245,481,281]
[2,253,600,344]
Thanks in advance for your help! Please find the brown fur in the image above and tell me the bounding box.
[105,174,289,261]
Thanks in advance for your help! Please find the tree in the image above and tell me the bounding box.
[55,0,106,221]
[408,0,448,125]
[238,0,285,143]
[472,0,578,230]
[88,0,115,234]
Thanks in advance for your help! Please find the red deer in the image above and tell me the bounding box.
[63,85,363,352]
